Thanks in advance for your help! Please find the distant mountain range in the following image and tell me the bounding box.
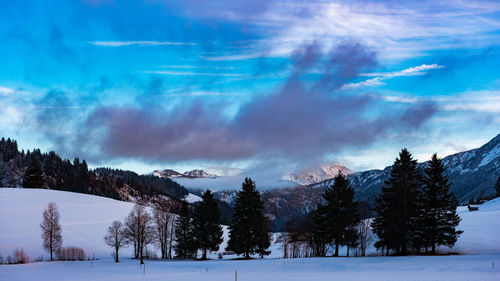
[281,162,354,185]
[152,169,217,179]
[215,133,500,230]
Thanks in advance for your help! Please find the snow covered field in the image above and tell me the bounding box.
[1,254,499,281]
[1,188,500,281]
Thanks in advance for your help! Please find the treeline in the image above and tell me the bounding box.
[279,149,463,257]
[0,137,188,201]
[105,178,271,261]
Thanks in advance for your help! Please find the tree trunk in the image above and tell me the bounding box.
[347,247,350,257]
[334,242,339,257]
[202,248,207,260]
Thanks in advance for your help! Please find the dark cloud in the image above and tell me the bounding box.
[67,41,437,165]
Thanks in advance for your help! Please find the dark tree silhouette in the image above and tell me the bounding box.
[192,190,223,260]
[174,201,196,259]
[373,148,423,255]
[422,153,462,254]
[226,178,270,258]
[23,158,45,188]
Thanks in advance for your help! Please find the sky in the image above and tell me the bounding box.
[0,0,499,188]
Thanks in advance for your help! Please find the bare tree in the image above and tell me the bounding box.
[13,248,30,264]
[40,202,62,261]
[357,219,374,257]
[153,198,175,259]
[124,204,156,264]
[104,220,127,262]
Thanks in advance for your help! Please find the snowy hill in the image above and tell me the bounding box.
[0,188,277,260]
[1,188,500,281]
[1,188,500,261]
[282,162,354,185]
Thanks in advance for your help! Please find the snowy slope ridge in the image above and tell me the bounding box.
[313,133,500,204]
[282,162,354,185]
[1,188,500,261]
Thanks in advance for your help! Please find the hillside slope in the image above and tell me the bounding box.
[1,188,500,261]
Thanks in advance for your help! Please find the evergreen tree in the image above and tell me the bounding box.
[495,176,500,198]
[319,172,360,256]
[23,157,45,188]
[226,178,270,258]
[192,190,223,260]
[422,154,462,254]
[256,215,271,258]
[373,148,423,255]
[174,201,196,259]
[310,207,330,257]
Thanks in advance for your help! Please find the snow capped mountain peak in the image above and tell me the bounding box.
[282,162,354,185]
[182,169,217,178]
[152,169,183,178]
[152,168,217,179]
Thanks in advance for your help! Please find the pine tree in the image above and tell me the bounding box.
[226,178,270,258]
[495,176,500,198]
[256,215,271,258]
[422,154,462,254]
[23,157,45,188]
[321,173,360,256]
[373,148,423,255]
[174,201,196,259]
[311,207,330,257]
[192,190,223,260]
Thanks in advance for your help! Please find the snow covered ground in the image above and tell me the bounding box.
[1,254,499,281]
[1,188,500,281]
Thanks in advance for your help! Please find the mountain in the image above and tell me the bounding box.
[281,162,354,185]
[153,168,217,179]
[216,133,500,230]
[313,133,500,206]
[152,169,183,178]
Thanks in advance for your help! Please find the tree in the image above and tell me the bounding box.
[153,198,175,259]
[422,153,462,254]
[174,200,196,259]
[226,178,270,258]
[124,204,156,264]
[23,157,45,188]
[495,176,500,198]
[357,219,374,257]
[311,207,330,257]
[320,173,360,256]
[373,148,423,255]
[40,202,62,261]
[192,190,223,260]
[104,220,127,262]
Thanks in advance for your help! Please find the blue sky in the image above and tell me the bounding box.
[1,0,499,187]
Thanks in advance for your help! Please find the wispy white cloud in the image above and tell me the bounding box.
[439,90,500,113]
[343,64,444,89]
[142,70,247,77]
[0,86,15,95]
[163,91,245,97]
[88,41,196,47]
[160,65,236,70]
[193,0,500,61]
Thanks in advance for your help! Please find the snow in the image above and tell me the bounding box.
[479,143,500,167]
[184,193,202,203]
[1,188,500,281]
[282,162,354,185]
[0,254,498,281]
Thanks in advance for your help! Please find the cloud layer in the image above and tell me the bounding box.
[73,41,437,166]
